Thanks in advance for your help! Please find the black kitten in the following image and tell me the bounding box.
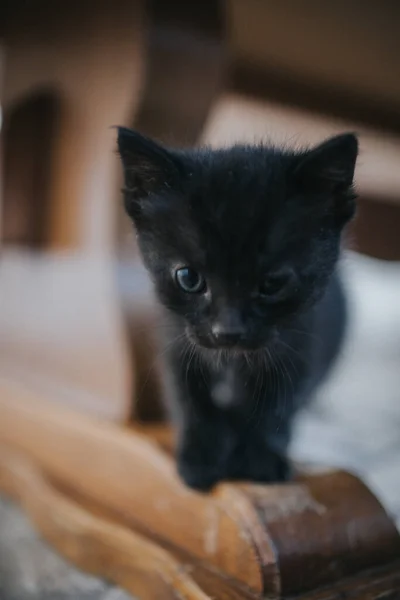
[118,128,358,490]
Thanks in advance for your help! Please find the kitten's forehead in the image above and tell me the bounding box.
[145,144,327,278]
[187,145,291,210]
[177,146,306,269]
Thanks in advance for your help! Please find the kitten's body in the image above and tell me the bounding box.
[118,130,358,490]
[162,272,346,488]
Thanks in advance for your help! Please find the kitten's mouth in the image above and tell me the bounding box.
[185,325,279,354]
[185,329,263,353]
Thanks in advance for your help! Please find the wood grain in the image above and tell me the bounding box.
[1,441,399,600]
[242,473,400,595]
[0,373,399,597]
[0,374,264,594]
[0,445,256,600]
[62,485,400,600]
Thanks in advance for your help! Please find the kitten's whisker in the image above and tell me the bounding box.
[246,355,262,426]
[254,352,266,430]
[278,339,311,369]
[286,328,321,344]
[136,331,186,402]
[273,353,288,427]
[278,342,303,378]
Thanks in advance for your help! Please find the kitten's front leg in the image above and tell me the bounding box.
[226,433,292,483]
[177,415,235,490]
[172,358,235,491]
[178,412,292,488]
[225,405,293,484]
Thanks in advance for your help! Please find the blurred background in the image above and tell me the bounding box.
[0,1,400,588]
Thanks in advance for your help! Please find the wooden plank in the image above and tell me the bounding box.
[0,374,399,597]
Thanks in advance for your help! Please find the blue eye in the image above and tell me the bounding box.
[175,267,206,294]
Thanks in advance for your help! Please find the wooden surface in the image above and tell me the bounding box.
[0,373,399,598]
[0,446,254,600]
[1,449,400,600]
[0,375,263,594]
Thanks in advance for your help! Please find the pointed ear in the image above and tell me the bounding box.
[294,133,358,193]
[117,127,180,219]
[293,133,358,225]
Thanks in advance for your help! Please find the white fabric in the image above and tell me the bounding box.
[291,251,400,527]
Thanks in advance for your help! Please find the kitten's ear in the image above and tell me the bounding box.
[293,133,358,224]
[117,127,180,219]
[294,133,358,192]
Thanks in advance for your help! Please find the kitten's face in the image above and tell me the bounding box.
[118,130,358,352]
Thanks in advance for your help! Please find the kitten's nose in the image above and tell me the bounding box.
[211,311,246,347]
[211,329,244,347]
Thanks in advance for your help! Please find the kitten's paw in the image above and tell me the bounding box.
[177,426,234,491]
[177,459,222,491]
[227,442,292,484]
[250,453,292,483]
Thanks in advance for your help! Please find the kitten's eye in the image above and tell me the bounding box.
[259,274,289,299]
[175,267,206,294]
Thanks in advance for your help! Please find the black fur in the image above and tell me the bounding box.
[118,128,358,490]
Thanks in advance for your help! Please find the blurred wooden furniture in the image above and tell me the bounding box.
[1,2,400,599]
[0,0,148,419]
[227,0,400,131]
[0,377,399,599]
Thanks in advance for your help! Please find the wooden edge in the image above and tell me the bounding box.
[0,444,256,600]
[0,374,265,594]
[239,472,400,595]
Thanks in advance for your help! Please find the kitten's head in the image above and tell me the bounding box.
[118,128,358,352]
